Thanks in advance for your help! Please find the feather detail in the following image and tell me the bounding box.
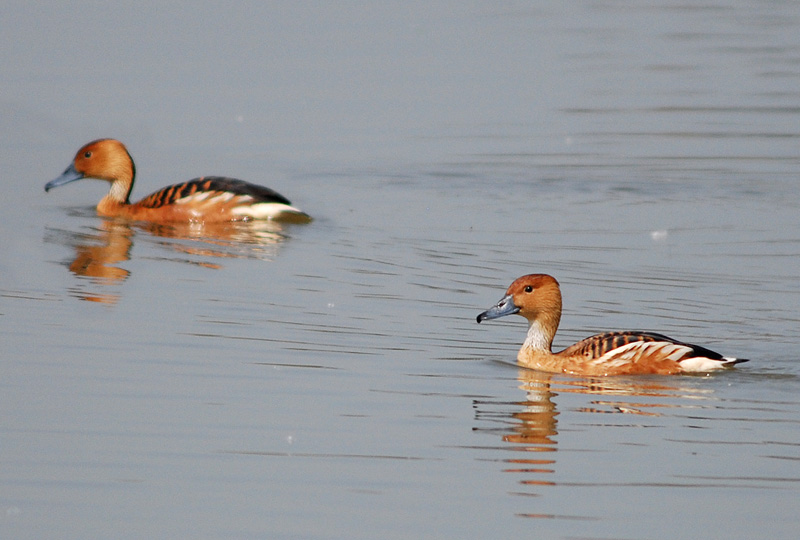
[135,177,292,208]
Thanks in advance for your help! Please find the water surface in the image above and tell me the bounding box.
[2,2,800,539]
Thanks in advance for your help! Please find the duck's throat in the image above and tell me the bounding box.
[522,320,553,352]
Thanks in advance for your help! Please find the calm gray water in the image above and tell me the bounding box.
[3,2,800,539]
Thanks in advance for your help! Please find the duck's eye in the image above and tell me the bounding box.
[83,151,92,158]
[524,285,533,293]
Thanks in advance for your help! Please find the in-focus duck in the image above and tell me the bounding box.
[477,274,748,376]
[45,139,309,223]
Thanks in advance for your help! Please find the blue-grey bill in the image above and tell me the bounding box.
[477,294,519,323]
[45,164,84,192]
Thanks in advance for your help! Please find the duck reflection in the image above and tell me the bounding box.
[43,219,134,304]
[67,219,134,285]
[45,218,291,304]
[474,368,712,499]
[140,220,288,267]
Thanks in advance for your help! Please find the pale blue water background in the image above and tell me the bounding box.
[2,2,800,539]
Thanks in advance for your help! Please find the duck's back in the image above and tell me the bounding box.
[131,176,307,222]
[556,330,743,374]
[136,176,291,208]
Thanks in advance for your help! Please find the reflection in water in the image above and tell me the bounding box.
[474,368,713,518]
[45,218,291,304]
[44,220,134,304]
[141,220,289,267]
[68,220,134,285]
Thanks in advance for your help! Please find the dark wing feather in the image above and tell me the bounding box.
[136,176,292,209]
[560,331,726,360]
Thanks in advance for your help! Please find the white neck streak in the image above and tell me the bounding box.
[522,320,553,352]
[108,180,131,203]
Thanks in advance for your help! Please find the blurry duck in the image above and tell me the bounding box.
[45,139,309,223]
[477,274,748,376]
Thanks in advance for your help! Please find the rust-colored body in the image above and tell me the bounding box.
[477,274,748,376]
[46,139,309,223]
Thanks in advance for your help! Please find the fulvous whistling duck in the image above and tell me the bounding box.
[45,139,310,223]
[477,274,749,376]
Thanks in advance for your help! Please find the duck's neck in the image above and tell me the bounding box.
[107,178,133,204]
[97,176,132,215]
[522,319,555,353]
[101,148,136,205]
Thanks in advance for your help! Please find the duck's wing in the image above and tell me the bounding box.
[560,331,746,373]
[135,177,292,208]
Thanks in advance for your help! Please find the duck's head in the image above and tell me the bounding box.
[477,274,562,327]
[45,139,136,200]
